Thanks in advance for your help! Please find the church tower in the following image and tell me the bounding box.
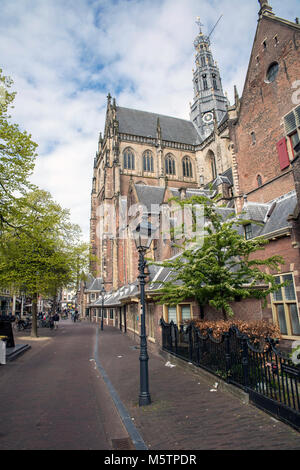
[190,18,228,140]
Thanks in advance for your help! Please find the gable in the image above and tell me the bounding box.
[238,14,300,121]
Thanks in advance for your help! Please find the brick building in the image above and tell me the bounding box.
[84,0,300,352]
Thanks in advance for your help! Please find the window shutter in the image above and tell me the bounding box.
[284,111,296,134]
[276,138,290,170]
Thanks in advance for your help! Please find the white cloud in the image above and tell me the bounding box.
[0,0,299,240]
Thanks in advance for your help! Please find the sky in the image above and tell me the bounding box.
[0,0,299,240]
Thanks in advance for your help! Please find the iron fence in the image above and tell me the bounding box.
[160,318,300,431]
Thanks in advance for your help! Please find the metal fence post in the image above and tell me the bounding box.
[188,325,193,363]
[242,336,249,389]
[224,332,231,381]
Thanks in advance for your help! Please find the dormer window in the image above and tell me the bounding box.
[244,224,253,240]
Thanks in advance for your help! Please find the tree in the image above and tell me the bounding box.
[152,195,285,320]
[0,189,85,336]
[0,68,38,232]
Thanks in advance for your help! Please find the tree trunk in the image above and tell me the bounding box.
[222,307,227,321]
[31,293,38,338]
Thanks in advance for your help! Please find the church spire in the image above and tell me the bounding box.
[190,17,228,140]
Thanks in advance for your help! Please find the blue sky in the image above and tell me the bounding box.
[0,0,299,240]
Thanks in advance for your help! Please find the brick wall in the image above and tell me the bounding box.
[231,15,300,204]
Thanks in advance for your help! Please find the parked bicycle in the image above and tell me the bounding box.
[16,317,32,331]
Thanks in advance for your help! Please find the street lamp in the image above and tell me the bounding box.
[133,215,157,406]
[100,285,106,331]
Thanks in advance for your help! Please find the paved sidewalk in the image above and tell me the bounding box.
[96,325,300,451]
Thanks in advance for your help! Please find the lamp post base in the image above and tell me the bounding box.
[139,393,151,407]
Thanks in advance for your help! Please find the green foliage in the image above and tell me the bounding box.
[152,195,285,320]
[0,69,92,336]
[0,68,38,231]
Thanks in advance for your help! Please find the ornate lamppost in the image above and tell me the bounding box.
[133,216,157,406]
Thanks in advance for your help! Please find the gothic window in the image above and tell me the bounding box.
[202,74,208,90]
[123,148,135,170]
[182,156,193,178]
[143,150,154,172]
[165,154,176,175]
[201,56,206,67]
[208,151,217,180]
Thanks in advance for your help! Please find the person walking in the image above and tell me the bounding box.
[53,312,60,329]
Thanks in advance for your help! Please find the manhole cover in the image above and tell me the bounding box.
[111,438,135,450]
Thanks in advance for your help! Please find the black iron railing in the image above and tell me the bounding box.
[160,319,300,430]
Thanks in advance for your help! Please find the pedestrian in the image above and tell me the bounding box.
[49,315,54,330]
[53,312,59,329]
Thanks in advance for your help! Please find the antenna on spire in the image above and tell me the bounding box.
[208,14,223,39]
[196,17,204,34]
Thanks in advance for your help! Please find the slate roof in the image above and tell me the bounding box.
[134,184,165,212]
[237,191,297,238]
[85,277,104,293]
[116,106,201,145]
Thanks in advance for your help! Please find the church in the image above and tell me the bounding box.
[82,0,300,352]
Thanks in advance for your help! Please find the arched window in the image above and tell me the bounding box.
[202,74,208,90]
[143,150,154,172]
[165,154,176,175]
[266,62,279,83]
[212,73,218,90]
[182,156,193,178]
[123,148,135,170]
[207,151,217,180]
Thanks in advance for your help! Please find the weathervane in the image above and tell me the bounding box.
[196,17,204,34]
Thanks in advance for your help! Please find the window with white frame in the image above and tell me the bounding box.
[271,273,300,337]
[165,304,192,324]
[284,106,300,158]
